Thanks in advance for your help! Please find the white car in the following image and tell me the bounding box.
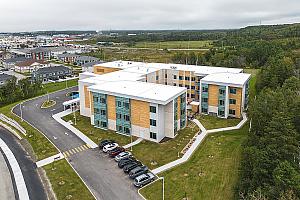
[103,143,118,153]
[115,151,132,162]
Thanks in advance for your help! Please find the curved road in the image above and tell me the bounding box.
[0,126,47,200]
[13,87,142,200]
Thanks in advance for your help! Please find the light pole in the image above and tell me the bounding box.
[161,177,165,200]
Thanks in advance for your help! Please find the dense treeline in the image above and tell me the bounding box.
[237,54,300,199]
[0,77,42,107]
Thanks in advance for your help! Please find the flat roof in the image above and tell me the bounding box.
[201,72,251,87]
[88,80,186,105]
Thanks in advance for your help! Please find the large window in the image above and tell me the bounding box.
[202,87,208,92]
[116,113,122,119]
[150,106,156,113]
[218,110,225,116]
[100,109,106,116]
[117,125,122,132]
[201,107,208,113]
[179,76,183,80]
[150,132,157,139]
[94,108,100,114]
[124,102,130,109]
[156,76,159,80]
[230,88,237,94]
[117,101,122,107]
[150,119,157,126]
[202,98,208,103]
[185,77,190,81]
[219,89,225,95]
[173,75,177,79]
[93,96,99,103]
[100,121,107,128]
[219,100,225,105]
[124,115,130,121]
[124,127,130,134]
[100,97,106,104]
[229,99,236,105]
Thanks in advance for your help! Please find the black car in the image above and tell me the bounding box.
[118,157,136,168]
[123,161,142,173]
[129,166,149,179]
[99,139,115,150]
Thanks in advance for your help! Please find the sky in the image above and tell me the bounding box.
[1,0,300,32]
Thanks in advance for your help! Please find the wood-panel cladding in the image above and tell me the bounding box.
[84,85,90,108]
[177,96,181,119]
[229,87,242,118]
[107,95,116,120]
[208,84,219,107]
[131,100,150,128]
[93,66,120,75]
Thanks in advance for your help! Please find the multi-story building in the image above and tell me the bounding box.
[79,61,250,142]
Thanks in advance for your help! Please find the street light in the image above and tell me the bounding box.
[161,177,165,200]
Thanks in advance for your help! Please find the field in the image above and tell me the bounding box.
[140,124,249,200]
[134,40,213,49]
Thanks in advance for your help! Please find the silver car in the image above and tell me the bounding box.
[114,151,132,162]
[133,173,155,187]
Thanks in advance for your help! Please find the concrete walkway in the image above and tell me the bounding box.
[0,137,29,200]
[123,138,143,149]
[36,153,64,168]
[52,110,98,149]
[0,152,16,200]
[152,113,248,174]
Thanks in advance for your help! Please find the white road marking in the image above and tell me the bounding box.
[53,136,57,140]
[64,132,69,136]
[51,109,56,112]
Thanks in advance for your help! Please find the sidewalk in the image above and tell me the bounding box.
[152,113,248,174]
[123,138,143,149]
[52,110,98,149]
[0,137,29,200]
[36,153,64,168]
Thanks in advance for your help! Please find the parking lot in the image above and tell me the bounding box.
[13,87,142,200]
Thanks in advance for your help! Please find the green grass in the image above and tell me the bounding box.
[41,79,78,94]
[140,124,249,200]
[132,122,199,169]
[43,160,94,200]
[0,102,58,160]
[62,112,132,146]
[134,40,213,49]
[196,114,241,130]
[41,100,56,108]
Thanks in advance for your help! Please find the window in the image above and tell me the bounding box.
[150,132,157,139]
[219,89,225,95]
[180,109,185,115]
[219,100,225,106]
[229,109,236,115]
[173,83,177,86]
[124,102,130,109]
[165,82,167,85]
[150,119,156,126]
[202,107,208,113]
[179,84,183,87]
[100,109,106,116]
[179,76,183,80]
[116,113,122,119]
[117,101,122,107]
[124,115,130,121]
[191,94,195,98]
[202,98,208,103]
[185,77,190,81]
[173,75,177,79]
[117,125,122,132]
[187,93,189,97]
[94,108,100,114]
[165,74,167,78]
[124,127,130,134]
[100,121,107,128]
[156,76,159,80]
[185,85,190,89]
[202,87,208,92]
[230,88,237,94]
[93,96,99,102]
[191,77,195,81]
[150,106,156,113]
[229,99,236,105]
[218,110,225,116]
[191,86,195,90]
[100,97,106,104]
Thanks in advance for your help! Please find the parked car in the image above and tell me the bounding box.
[108,147,125,158]
[133,173,155,187]
[123,161,143,173]
[115,152,132,162]
[129,166,149,179]
[99,139,115,149]
[118,157,137,168]
[103,143,118,153]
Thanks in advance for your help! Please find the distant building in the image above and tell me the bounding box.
[14,59,49,73]
[32,65,72,82]
[75,56,99,66]
[2,57,29,70]
[0,73,14,86]
[82,61,105,73]
[57,53,79,63]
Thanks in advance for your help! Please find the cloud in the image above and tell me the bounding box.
[0,0,299,32]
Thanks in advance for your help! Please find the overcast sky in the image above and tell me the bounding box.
[1,0,300,32]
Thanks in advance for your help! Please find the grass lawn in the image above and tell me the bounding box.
[140,123,249,200]
[132,122,199,169]
[41,100,56,109]
[41,78,78,94]
[196,114,241,130]
[43,159,94,200]
[134,40,213,49]
[62,112,132,146]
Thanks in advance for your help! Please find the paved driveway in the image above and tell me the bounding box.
[13,87,142,200]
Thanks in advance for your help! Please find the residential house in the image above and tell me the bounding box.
[0,73,14,86]
[32,65,72,82]
[14,59,49,73]
[75,56,99,66]
[57,53,79,63]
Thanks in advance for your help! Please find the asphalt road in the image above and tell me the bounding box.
[13,87,142,200]
[0,126,47,200]
[0,151,15,200]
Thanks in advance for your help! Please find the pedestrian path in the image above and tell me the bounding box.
[36,153,64,168]
[62,144,90,158]
[0,137,29,200]
[52,110,98,148]
[123,138,143,149]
